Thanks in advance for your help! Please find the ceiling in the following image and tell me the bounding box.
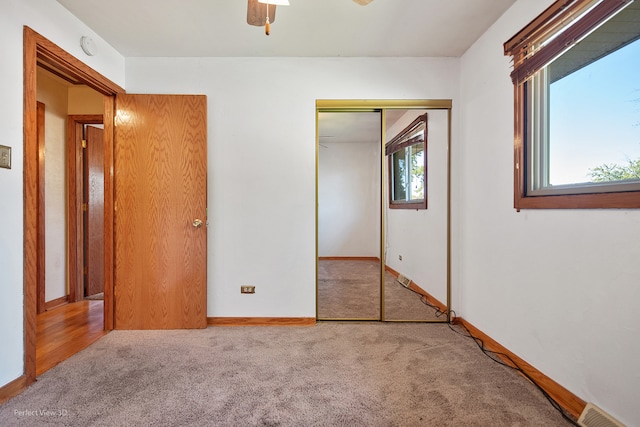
[318,110,414,146]
[54,0,515,145]
[319,112,381,145]
[55,0,516,58]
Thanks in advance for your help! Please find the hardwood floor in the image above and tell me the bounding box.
[36,300,106,376]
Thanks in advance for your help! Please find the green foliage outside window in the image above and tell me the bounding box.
[589,158,640,182]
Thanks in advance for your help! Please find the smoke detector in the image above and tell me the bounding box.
[80,36,97,56]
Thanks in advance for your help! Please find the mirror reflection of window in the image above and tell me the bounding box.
[383,108,448,322]
[386,113,427,209]
[391,148,407,200]
[316,103,451,323]
[411,144,425,200]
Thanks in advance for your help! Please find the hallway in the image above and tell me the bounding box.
[36,300,105,376]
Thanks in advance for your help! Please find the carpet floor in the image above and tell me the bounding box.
[0,323,572,426]
[84,293,104,301]
[318,260,443,321]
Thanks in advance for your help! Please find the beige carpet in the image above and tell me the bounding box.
[318,259,443,321]
[0,323,572,426]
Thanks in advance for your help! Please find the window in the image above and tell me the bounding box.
[386,113,427,209]
[504,0,640,209]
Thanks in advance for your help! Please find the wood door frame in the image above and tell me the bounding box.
[24,26,124,384]
[67,115,104,303]
[36,102,46,314]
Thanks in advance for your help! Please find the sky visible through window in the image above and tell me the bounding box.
[549,37,640,185]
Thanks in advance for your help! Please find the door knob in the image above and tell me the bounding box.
[192,219,204,229]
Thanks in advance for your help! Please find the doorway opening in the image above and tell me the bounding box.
[69,117,106,302]
[33,65,108,374]
[35,65,106,308]
[24,26,124,384]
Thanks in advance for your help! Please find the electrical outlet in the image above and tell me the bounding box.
[398,255,402,261]
[241,286,255,294]
[0,145,11,169]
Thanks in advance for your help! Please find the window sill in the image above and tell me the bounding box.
[515,191,640,210]
[389,200,428,210]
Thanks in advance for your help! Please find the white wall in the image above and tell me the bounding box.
[0,0,124,388]
[385,109,449,305]
[125,57,460,318]
[318,141,380,257]
[459,0,640,425]
[34,73,105,304]
[36,70,68,302]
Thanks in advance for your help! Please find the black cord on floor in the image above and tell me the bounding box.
[398,282,579,425]
[399,282,448,319]
[446,310,579,426]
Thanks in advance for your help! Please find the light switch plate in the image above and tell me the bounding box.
[0,145,11,169]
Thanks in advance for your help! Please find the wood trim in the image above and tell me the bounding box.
[516,190,640,209]
[384,265,447,313]
[24,26,39,386]
[318,256,381,261]
[32,34,124,96]
[67,115,104,304]
[67,115,104,122]
[44,295,69,311]
[207,317,316,327]
[103,97,115,331]
[452,317,586,419]
[0,375,28,405]
[67,120,82,303]
[24,26,124,386]
[36,102,46,314]
[388,199,428,210]
[37,62,82,86]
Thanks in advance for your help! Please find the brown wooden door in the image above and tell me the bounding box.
[85,125,105,297]
[114,94,207,329]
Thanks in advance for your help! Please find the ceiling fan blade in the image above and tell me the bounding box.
[352,0,374,5]
[247,0,276,26]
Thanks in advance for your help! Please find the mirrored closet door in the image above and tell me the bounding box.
[317,111,382,320]
[316,101,451,323]
[383,108,448,322]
